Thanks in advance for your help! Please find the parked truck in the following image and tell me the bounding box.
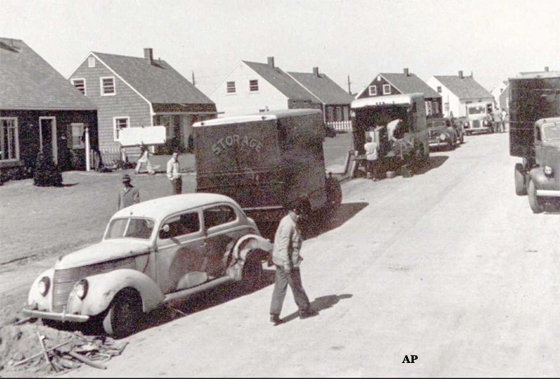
[192,109,342,226]
[350,93,430,176]
[510,72,560,213]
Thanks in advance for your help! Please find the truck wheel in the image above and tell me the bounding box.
[325,176,342,210]
[103,288,143,338]
[528,180,544,214]
[240,257,263,292]
[514,163,527,196]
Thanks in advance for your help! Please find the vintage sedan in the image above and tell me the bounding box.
[24,193,273,337]
[427,119,458,151]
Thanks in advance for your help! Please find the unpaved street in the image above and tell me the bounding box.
[60,133,560,377]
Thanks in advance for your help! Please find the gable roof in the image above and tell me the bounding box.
[380,73,441,98]
[287,71,354,105]
[0,38,97,110]
[242,61,320,102]
[433,75,493,99]
[92,51,214,107]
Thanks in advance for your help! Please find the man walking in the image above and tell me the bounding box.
[117,174,140,210]
[167,151,182,195]
[269,200,318,325]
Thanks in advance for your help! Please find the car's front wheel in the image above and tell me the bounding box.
[514,163,527,196]
[103,288,143,338]
[528,179,544,214]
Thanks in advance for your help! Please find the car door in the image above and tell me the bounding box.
[155,209,209,294]
[202,204,250,279]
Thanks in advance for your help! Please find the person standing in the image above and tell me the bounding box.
[135,143,155,175]
[167,151,182,195]
[364,136,379,181]
[118,174,140,210]
[269,200,318,325]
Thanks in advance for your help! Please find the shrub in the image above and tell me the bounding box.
[33,152,63,187]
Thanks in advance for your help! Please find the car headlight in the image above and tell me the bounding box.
[439,133,447,141]
[544,166,554,177]
[464,122,469,127]
[38,276,50,297]
[75,279,89,300]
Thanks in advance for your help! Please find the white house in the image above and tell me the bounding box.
[210,57,321,117]
[427,71,494,118]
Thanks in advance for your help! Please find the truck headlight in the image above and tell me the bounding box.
[38,277,50,297]
[544,166,554,177]
[464,122,469,128]
[439,133,447,141]
[75,279,89,300]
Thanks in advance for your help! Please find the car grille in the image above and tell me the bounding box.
[52,257,134,312]
[473,120,480,128]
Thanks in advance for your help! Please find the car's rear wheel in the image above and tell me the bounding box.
[528,179,544,214]
[103,288,143,338]
[240,257,264,292]
[514,163,527,196]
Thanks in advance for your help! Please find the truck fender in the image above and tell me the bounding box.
[228,234,273,280]
[27,268,55,311]
[66,269,164,317]
[529,167,546,187]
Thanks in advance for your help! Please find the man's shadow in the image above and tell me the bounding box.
[276,294,353,325]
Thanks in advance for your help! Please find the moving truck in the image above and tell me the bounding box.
[193,109,342,225]
[510,72,560,213]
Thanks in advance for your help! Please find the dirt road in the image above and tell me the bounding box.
[60,133,560,377]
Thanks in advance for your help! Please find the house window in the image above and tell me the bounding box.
[383,85,391,95]
[368,86,377,96]
[72,79,86,95]
[249,79,259,92]
[88,56,95,68]
[437,86,442,93]
[226,81,236,94]
[101,77,116,96]
[433,102,440,115]
[114,117,129,140]
[71,123,85,149]
[425,101,433,116]
[0,118,19,161]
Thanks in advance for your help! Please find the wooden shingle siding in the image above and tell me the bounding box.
[357,77,399,99]
[69,55,152,151]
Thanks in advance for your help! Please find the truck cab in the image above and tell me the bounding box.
[462,103,493,135]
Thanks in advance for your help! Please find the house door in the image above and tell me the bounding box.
[39,117,57,164]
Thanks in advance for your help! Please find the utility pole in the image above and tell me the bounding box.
[192,71,196,86]
[347,75,352,95]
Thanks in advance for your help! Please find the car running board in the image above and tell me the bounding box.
[163,276,235,303]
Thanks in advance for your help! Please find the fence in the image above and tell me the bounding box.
[327,120,353,132]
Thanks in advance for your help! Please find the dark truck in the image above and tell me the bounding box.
[510,72,560,213]
[192,109,342,226]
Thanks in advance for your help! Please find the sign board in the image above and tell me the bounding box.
[119,126,166,147]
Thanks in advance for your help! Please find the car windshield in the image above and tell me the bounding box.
[543,123,560,141]
[105,217,155,240]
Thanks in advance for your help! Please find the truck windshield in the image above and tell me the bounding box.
[543,123,560,141]
[468,105,486,115]
[105,218,155,240]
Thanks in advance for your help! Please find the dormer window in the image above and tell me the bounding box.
[383,84,391,95]
[368,86,377,96]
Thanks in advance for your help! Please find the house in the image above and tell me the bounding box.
[356,68,443,119]
[490,80,509,111]
[0,37,98,173]
[287,67,354,131]
[209,57,322,118]
[68,48,217,157]
[427,71,494,118]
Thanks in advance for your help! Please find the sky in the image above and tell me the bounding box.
[1,0,559,97]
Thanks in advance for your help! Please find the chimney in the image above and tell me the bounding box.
[267,57,275,68]
[458,70,464,79]
[144,48,153,64]
[404,68,409,76]
[313,67,319,76]
[545,66,550,72]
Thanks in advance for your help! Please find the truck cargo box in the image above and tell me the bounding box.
[509,73,560,158]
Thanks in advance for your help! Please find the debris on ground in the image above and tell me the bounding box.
[0,321,128,377]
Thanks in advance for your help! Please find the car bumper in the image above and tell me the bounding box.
[22,308,90,323]
[536,189,560,197]
[466,127,491,134]
[429,141,449,148]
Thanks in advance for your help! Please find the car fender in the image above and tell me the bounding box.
[66,269,164,317]
[529,167,556,190]
[27,268,55,311]
[228,234,273,280]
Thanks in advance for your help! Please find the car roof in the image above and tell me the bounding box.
[537,117,560,125]
[193,109,322,127]
[111,193,239,221]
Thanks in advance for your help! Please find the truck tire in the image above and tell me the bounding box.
[103,288,143,338]
[528,180,544,214]
[514,163,527,196]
